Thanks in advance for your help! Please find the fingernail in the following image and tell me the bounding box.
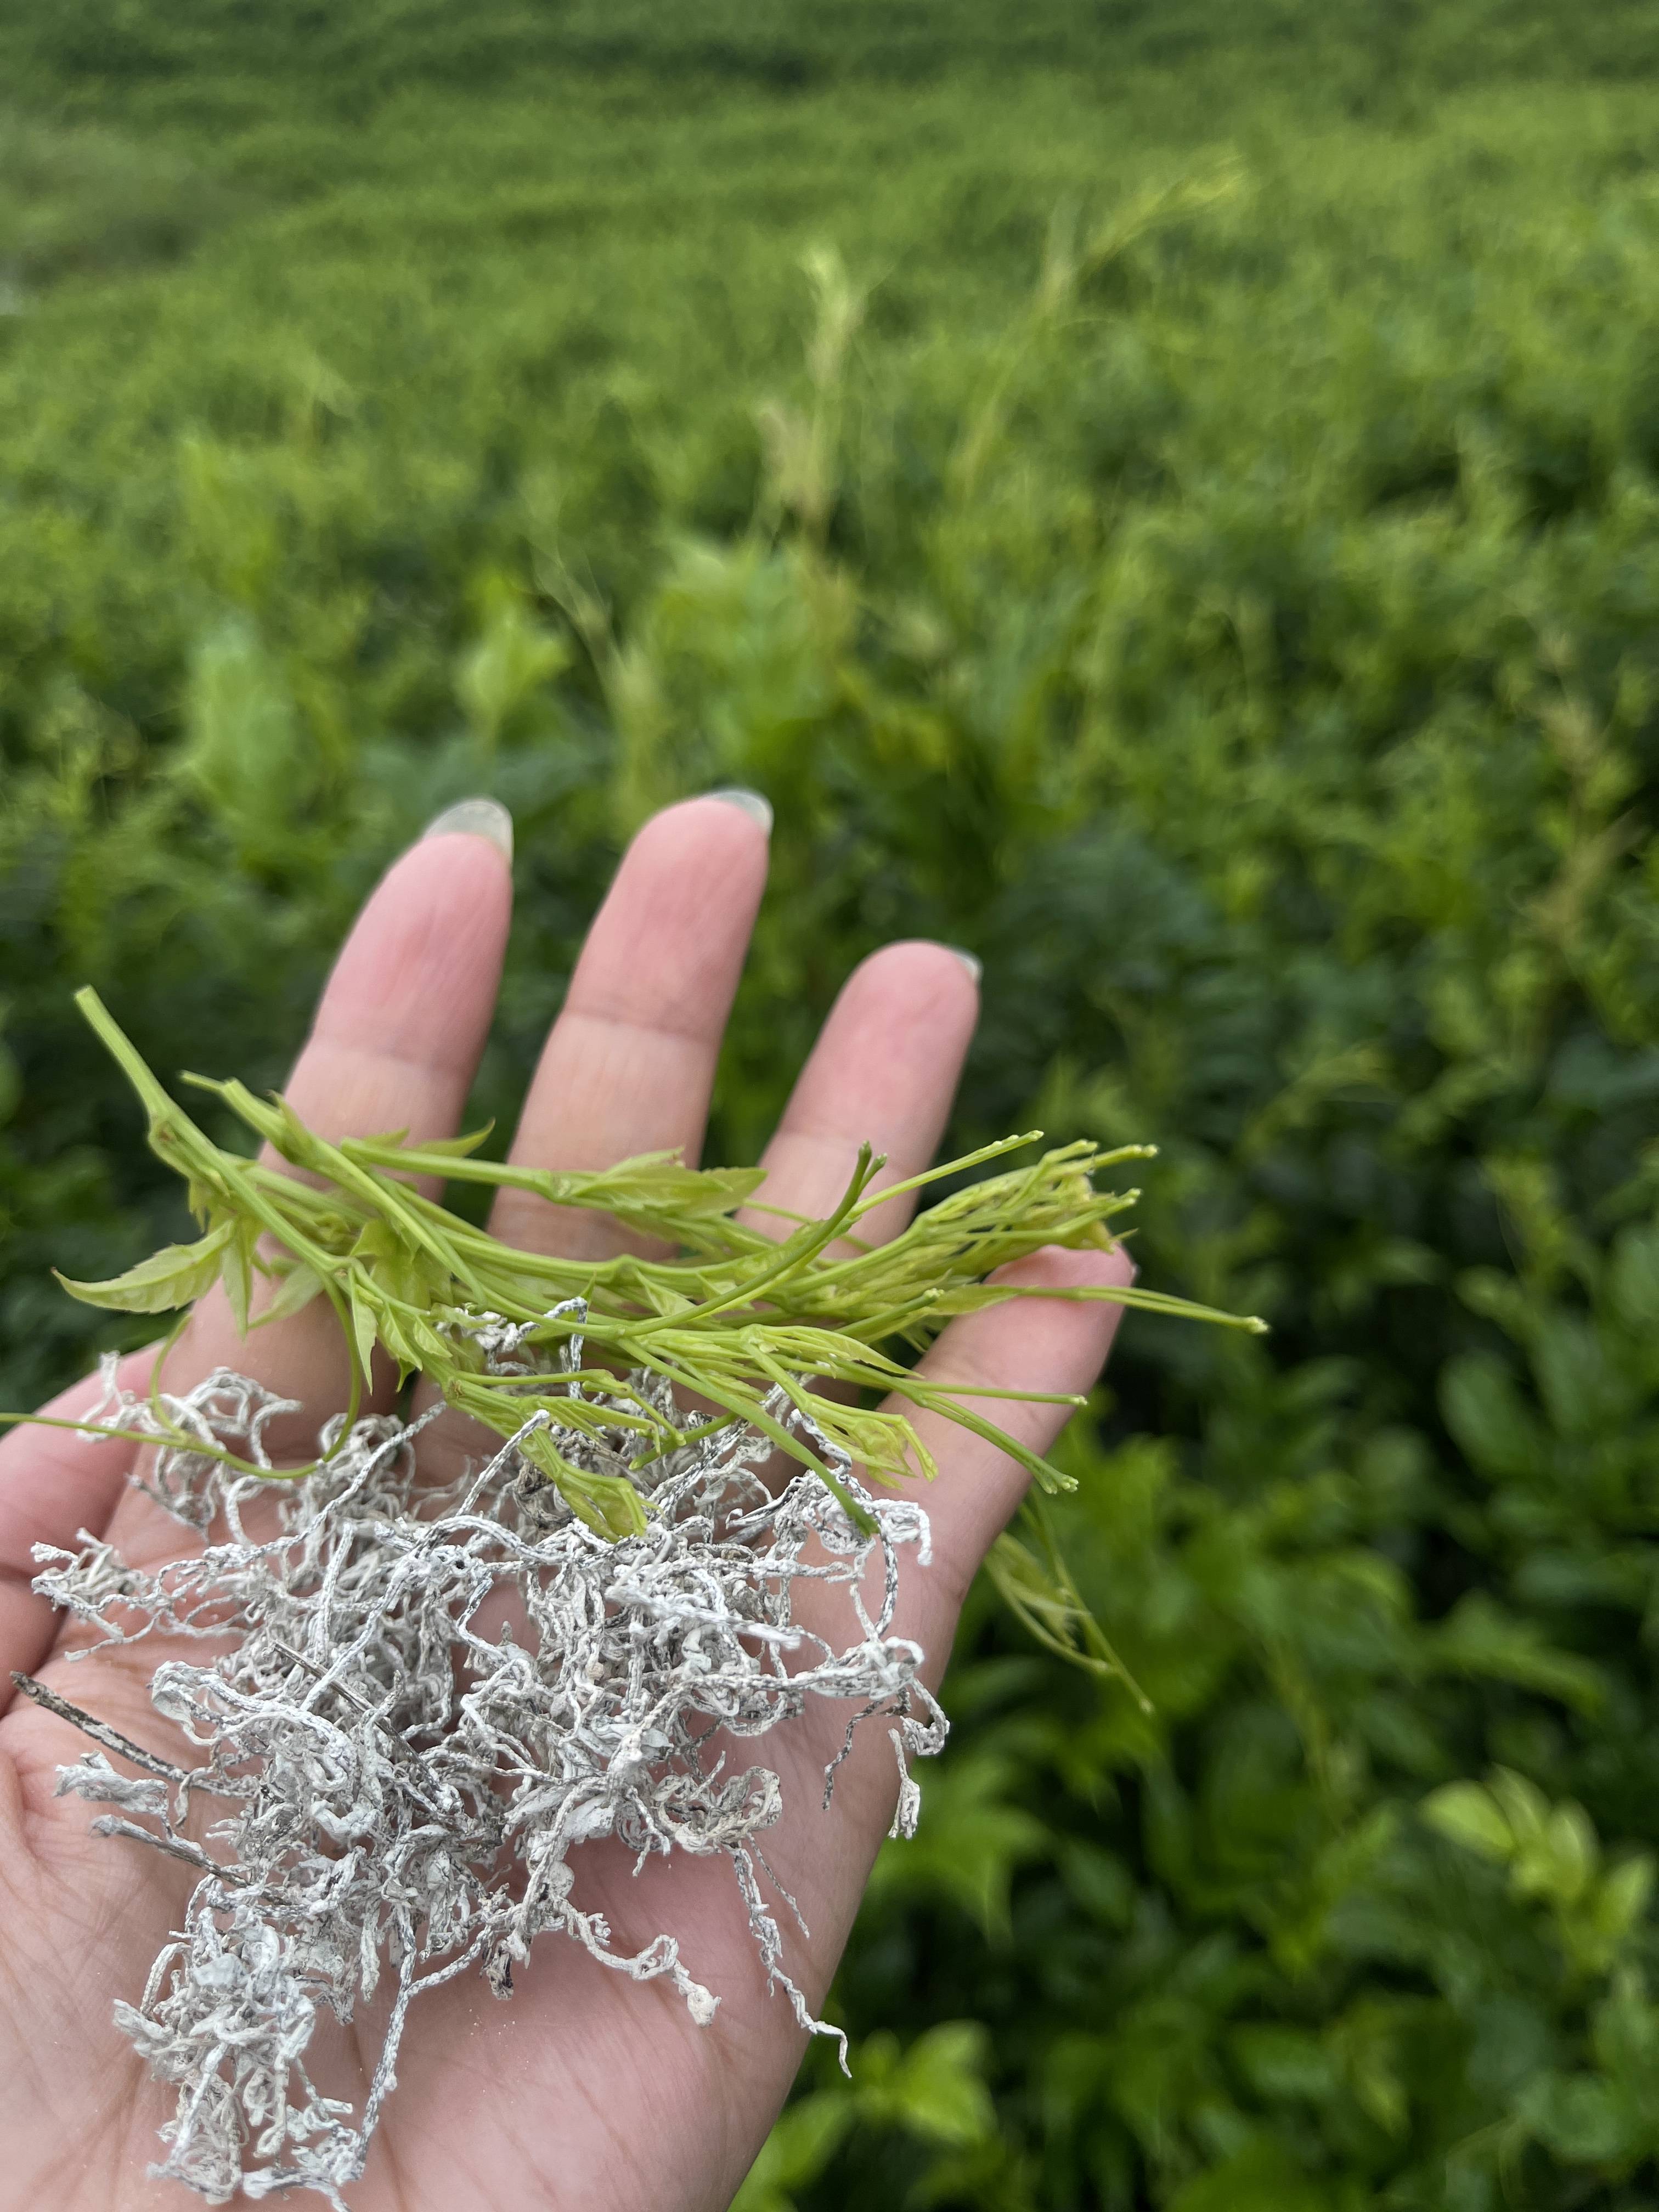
[945,946,981,984]
[704,787,773,834]
[421,797,514,862]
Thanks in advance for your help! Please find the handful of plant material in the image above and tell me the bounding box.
[22,991,1259,2207]
[60,989,1250,1534]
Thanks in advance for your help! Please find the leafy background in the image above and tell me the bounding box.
[4,3,1659,2204]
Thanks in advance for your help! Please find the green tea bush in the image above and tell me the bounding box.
[3,6,1659,2205]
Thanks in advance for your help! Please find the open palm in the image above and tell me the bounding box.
[0,794,1127,2211]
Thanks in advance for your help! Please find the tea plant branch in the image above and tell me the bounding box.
[10,1670,189,1781]
[49,986,1263,1538]
[985,1496,1154,1712]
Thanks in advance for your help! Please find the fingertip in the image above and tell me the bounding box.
[633,792,774,882]
[583,797,772,996]
[386,818,515,900]
[319,832,513,1070]
[824,940,981,1073]
[421,795,514,863]
[881,939,980,989]
[376,821,516,948]
[562,795,771,1039]
[701,786,774,834]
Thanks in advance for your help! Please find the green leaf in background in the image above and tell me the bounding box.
[455,577,571,755]
[179,614,311,866]
[731,2024,996,2212]
[1421,1780,1517,1865]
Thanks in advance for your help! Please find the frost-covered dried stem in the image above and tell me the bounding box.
[35,1351,945,2208]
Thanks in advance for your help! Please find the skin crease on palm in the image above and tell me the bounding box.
[0,793,1131,2212]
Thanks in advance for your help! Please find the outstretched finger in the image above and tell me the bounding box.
[717,938,979,1497]
[409,792,771,1480]
[78,806,515,1593]
[489,792,772,1262]
[160,808,514,1415]
[737,939,980,1251]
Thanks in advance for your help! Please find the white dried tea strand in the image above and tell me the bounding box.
[30,1352,945,2209]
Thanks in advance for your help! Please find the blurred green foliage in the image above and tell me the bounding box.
[4,3,1659,2205]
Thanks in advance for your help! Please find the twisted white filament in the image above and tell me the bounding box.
[33,1346,944,2207]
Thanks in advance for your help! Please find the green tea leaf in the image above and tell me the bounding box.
[349,1292,379,1389]
[56,1220,236,1313]
[221,1219,257,1335]
[257,1262,324,1327]
[1421,1781,1515,1863]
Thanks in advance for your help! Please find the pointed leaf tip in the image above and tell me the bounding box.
[56,1222,236,1313]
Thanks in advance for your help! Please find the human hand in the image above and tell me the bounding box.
[0,793,1128,2211]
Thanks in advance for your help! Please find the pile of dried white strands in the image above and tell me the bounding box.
[26,1338,943,2208]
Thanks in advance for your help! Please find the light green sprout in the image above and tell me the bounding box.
[52,986,1262,1542]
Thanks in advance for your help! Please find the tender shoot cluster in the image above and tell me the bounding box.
[59,988,1257,1538]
